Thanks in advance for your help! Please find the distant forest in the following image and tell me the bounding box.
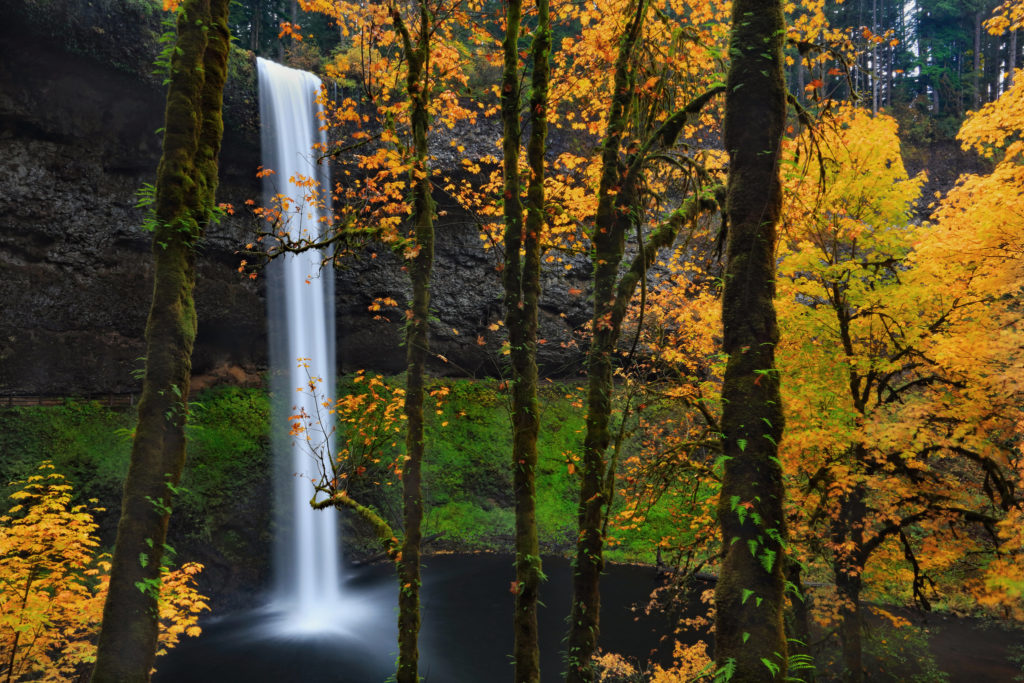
[232,0,1020,139]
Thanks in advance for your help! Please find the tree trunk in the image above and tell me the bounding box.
[974,10,983,110]
[784,561,815,683]
[831,481,867,683]
[871,0,879,113]
[1009,29,1018,88]
[392,6,431,682]
[250,0,261,54]
[90,1,230,681]
[713,0,789,679]
[565,5,647,681]
[501,0,550,679]
[835,569,864,683]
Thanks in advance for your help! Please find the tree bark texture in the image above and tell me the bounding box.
[831,480,867,683]
[784,561,815,683]
[501,0,550,679]
[393,6,431,682]
[713,0,789,679]
[90,0,230,681]
[565,5,647,681]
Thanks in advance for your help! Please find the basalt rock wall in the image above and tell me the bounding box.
[0,0,589,397]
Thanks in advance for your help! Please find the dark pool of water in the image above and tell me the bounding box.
[154,555,672,682]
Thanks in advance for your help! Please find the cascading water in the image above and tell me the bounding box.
[257,57,342,631]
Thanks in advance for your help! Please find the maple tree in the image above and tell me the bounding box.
[0,464,207,683]
[774,101,1024,680]
[618,96,1023,679]
[298,368,409,559]
[89,0,230,680]
[245,0,1024,678]
[916,61,1024,623]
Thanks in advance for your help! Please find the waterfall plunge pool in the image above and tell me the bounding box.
[153,554,676,682]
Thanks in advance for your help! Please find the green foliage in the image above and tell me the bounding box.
[0,388,271,555]
[176,386,271,545]
[1009,643,1024,682]
[417,378,678,559]
[420,379,581,552]
[0,380,675,562]
[0,401,134,530]
[860,622,950,683]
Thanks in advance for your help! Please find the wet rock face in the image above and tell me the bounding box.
[332,203,591,380]
[0,4,590,396]
[0,11,267,396]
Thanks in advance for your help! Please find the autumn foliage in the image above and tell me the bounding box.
[243,0,1024,677]
[0,464,208,683]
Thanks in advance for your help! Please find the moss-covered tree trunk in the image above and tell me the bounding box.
[566,5,647,680]
[89,1,230,681]
[393,6,431,682]
[500,0,550,680]
[713,0,789,679]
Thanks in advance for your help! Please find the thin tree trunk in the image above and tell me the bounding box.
[871,0,879,113]
[1009,30,1018,88]
[795,56,805,104]
[501,0,550,679]
[713,0,789,678]
[974,10,983,109]
[250,0,260,54]
[565,5,647,681]
[392,6,431,682]
[989,33,1000,103]
[90,1,230,681]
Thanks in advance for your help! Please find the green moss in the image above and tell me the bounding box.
[0,401,134,514]
[0,379,678,564]
[0,388,270,554]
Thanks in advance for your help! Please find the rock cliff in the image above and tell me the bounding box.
[0,0,589,397]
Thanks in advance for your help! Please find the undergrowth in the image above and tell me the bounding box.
[0,378,673,564]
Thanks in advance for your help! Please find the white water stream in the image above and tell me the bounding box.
[257,57,343,632]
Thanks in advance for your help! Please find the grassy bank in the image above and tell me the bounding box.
[0,378,673,575]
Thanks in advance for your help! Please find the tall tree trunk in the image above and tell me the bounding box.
[501,0,551,679]
[392,6,431,682]
[713,0,789,679]
[1009,29,1018,88]
[974,10,983,110]
[989,33,1000,102]
[565,5,647,681]
[250,0,261,54]
[831,480,867,683]
[90,1,230,680]
[871,0,879,113]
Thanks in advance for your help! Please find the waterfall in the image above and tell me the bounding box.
[257,57,342,631]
